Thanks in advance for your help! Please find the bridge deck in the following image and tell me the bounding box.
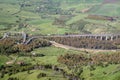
[1,32,120,44]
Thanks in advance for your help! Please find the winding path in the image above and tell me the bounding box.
[50,41,118,53]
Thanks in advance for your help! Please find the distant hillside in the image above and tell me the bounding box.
[103,0,120,3]
[89,4,120,16]
[0,0,120,35]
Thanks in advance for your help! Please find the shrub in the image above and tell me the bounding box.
[37,73,47,79]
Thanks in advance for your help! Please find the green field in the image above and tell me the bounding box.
[0,46,81,80]
[1,46,120,80]
[17,46,80,65]
[82,64,120,80]
[0,55,9,66]
[2,70,67,80]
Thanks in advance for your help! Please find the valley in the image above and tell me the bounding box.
[0,0,120,80]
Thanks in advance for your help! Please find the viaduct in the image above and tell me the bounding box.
[0,32,120,44]
[0,31,27,43]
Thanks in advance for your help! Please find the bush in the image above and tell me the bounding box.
[0,38,51,55]
[37,73,47,79]
[8,77,19,80]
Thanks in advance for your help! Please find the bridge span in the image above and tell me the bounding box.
[25,33,120,44]
[30,33,120,40]
[57,34,120,41]
[0,32,27,43]
[1,32,120,44]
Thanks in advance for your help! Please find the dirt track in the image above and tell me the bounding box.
[50,41,119,53]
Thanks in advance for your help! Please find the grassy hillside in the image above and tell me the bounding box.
[1,46,120,80]
[89,4,120,16]
[0,0,120,34]
[82,64,120,80]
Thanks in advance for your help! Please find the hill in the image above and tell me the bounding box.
[0,0,120,35]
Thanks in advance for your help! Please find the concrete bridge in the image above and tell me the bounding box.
[1,32,120,44]
[56,34,120,41]
[0,31,27,43]
[25,33,120,44]
[36,33,120,41]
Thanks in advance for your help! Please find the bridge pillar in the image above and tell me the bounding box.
[95,36,97,39]
[100,36,103,40]
[106,36,108,40]
[110,36,113,41]
[3,33,9,38]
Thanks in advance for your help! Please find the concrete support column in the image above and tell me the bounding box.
[106,36,108,40]
[110,36,113,41]
[95,36,97,39]
[100,36,103,40]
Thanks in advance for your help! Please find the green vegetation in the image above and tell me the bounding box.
[2,70,66,80]
[0,38,51,54]
[58,53,120,80]
[0,0,120,80]
[1,44,120,80]
[0,55,9,66]
[18,46,80,65]
[82,64,120,80]
[89,4,120,16]
[0,46,81,80]
[0,0,120,35]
